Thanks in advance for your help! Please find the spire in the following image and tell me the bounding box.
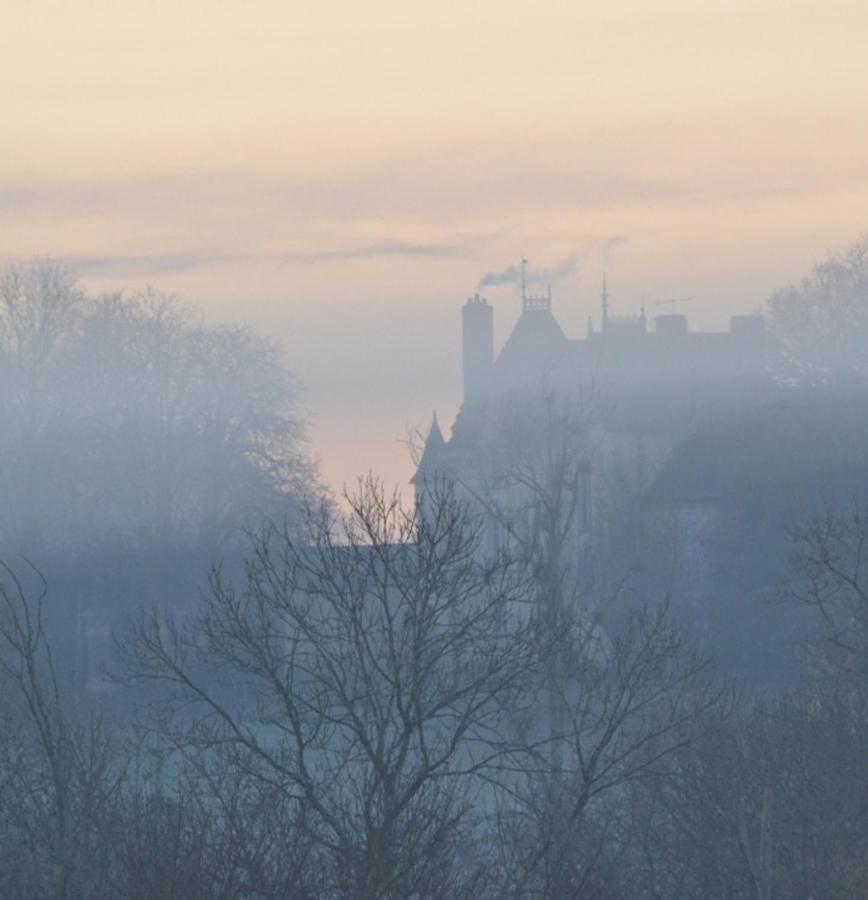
[601,274,609,331]
[427,409,445,449]
[521,257,528,307]
[411,410,447,484]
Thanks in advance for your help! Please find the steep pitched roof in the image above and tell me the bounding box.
[496,308,569,372]
[410,411,447,484]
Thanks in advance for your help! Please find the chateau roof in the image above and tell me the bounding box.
[410,411,447,484]
[496,308,568,372]
[411,289,769,484]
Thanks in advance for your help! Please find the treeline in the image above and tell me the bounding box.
[0,260,320,686]
[2,239,868,898]
[0,480,866,898]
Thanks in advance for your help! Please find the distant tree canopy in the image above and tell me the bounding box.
[0,259,321,564]
[767,235,868,388]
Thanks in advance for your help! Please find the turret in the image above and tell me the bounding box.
[462,293,493,404]
[410,411,448,524]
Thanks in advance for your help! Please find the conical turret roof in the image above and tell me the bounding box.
[410,411,448,483]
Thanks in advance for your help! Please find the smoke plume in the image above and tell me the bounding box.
[478,253,578,290]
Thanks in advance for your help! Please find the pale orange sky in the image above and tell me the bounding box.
[3,0,868,496]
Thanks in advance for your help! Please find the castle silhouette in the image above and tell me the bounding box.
[413,266,768,505]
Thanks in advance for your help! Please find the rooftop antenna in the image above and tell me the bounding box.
[656,297,689,315]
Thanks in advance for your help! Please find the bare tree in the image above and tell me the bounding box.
[616,509,868,900]
[0,258,84,383]
[0,259,324,693]
[70,288,318,552]
[122,477,540,899]
[0,263,320,559]
[767,235,868,388]
[412,385,723,897]
[0,561,124,899]
[627,675,868,900]
[491,600,720,899]
[426,387,595,778]
[785,506,868,678]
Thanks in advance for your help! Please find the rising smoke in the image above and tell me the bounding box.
[477,253,579,290]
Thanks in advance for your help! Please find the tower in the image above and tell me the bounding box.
[462,293,493,404]
[410,410,448,523]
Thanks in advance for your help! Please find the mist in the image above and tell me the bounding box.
[2,237,868,894]
[5,1,868,896]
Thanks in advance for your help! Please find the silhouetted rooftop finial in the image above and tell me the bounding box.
[601,274,609,330]
[520,259,552,313]
[428,409,443,444]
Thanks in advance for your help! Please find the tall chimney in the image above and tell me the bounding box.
[462,294,493,405]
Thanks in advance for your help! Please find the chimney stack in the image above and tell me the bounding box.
[462,294,493,405]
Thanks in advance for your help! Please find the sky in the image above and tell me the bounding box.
[3,0,868,496]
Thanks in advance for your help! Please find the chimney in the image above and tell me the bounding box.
[462,294,493,405]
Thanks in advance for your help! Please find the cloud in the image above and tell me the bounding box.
[284,240,470,266]
[61,239,471,281]
[2,132,855,238]
[67,252,230,278]
[4,133,867,247]
[4,128,868,291]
